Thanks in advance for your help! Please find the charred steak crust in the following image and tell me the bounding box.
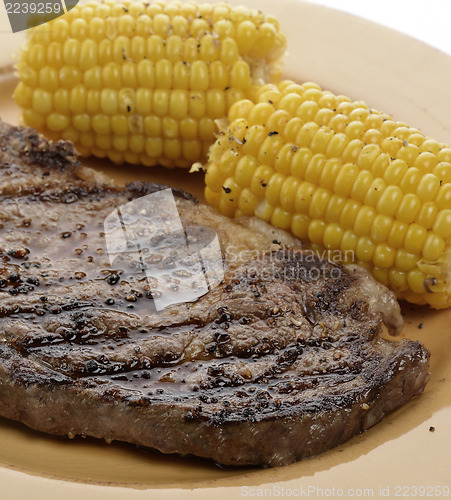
[0,120,430,467]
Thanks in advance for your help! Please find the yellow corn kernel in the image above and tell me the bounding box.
[329,113,349,133]
[73,112,90,132]
[339,199,361,230]
[414,151,438,172]
[370,152,390,178]
[69,86,86,114]
[96,135,112,151]
[370,214,393,243]
[416,173,441,201]
[310,126,334,154]
[290,147,313,179]
[341,138,363,163]
[254,199,274,221]
[350,170,373,202]
[433,162,451,184]
[279,93,302,116]
[318,158,341,191]
[266,110,290,136]
[376,185,403,217]
[308,219,326,245]
[354,206,376,236]
[355,236,375,262]
[92,114,110,134]
[325,133,348,157]
[248,102,274,125]
[47,113,70,131]
[296,122,320,149]
[236,188,257,215]
[315,108,334,126]
[388,269,408,292]
[265,172,285,206]
[80,128,95,147]
[273,144,295,176]
[13,83,33,109]
[83,66,101,89]
[79,39,98,71]
[436,184,451,209]
[432,209,451,239]
[400,167,422,193]
[146,137,163,158]
[294,181,316,213]
[71,17,88,40]
[422,233,445,261]
[218,151,237,179]
[233,155,255,187]
[395,249,419,272]
[257,135,284,167]
[398,143,420,166]
[291,213,310,239]
[271,207,291,230]
[22,110,44,129]
[372,267,389,286]
[346,120,365,140]
[334,163,359,197]
[363,178,386,206]
[296,101,319,123]
[373,244,395,269]
[122,61,137,87]
[280,176,300,212]
[162,117,178,139]
[60,66,82,89]
[416,202,438,229]
[206,89,226,119]
[32,89,52,114]
[359,144,381,170]
[387,220,408,248]
[250,165,274,197]
[38,67,59,92]
[404,224,427,254]
[324,194,346,223]
[198,118,215,142]
[407,269,427,295]
[323,223,343,249]
[205,186,221,207]
[383,159,407,185]
[309,188,331,219]
[182,140,201,161]
[304,154,326,184]
[407,132,425,147]
[437,147,451,162]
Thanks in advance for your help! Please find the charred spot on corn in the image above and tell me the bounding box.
[204,79,451,309]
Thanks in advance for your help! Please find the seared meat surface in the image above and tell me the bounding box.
[0,120,429,467]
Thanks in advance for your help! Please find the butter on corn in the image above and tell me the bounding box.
[204,80,451,308]
[14,0,286,168]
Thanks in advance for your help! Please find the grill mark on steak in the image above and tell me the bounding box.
[0,120,430,467]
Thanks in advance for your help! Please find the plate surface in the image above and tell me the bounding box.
[1,1,451,498]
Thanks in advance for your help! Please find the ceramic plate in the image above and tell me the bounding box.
[0,1,450,498]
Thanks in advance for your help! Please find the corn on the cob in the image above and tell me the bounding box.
[13,0,286,168]
[204,80,451,308]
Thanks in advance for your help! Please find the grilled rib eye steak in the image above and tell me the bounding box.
[0,120,430,467]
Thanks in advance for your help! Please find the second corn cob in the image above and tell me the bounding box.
[14,0,286,168]
[204,80,451,308]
